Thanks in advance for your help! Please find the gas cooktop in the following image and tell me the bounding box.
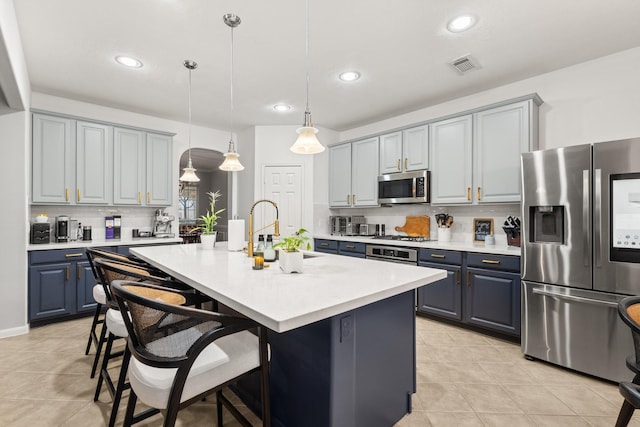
[372,235,431,242]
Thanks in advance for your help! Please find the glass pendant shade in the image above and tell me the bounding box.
[291,111,324,154]
[180,158,200,182]
[219,151,244,171]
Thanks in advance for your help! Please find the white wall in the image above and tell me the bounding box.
[340,47,640,149]
[0,0,30,337]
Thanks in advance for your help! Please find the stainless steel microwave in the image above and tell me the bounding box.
[378,170,430,204]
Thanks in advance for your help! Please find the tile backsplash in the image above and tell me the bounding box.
[319,204,521,246]
[29,205,173,241]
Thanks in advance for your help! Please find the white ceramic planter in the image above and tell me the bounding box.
[200,232,217,249]
[278,250,303,273]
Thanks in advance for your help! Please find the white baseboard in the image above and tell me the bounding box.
[0,324,29,339]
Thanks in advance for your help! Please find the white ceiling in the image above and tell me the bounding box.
[13,0,640,132]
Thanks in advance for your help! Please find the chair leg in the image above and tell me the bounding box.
[216,390,223,427]
[85,302,103,355]
[163,401,180,427]
[123,389,138,427]
[90,318,108,378]
[94,333,115,401]
[107,345,131,427]
[616,400,636,427]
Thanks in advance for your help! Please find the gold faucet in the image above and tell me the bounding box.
[248,199,280,257]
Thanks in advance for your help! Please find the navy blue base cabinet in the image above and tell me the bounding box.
[233,291,417,427]
[314,239,338,254]
[418,249,521,337]
[28,248,106,322]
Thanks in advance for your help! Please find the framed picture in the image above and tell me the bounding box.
[473,218,494,243]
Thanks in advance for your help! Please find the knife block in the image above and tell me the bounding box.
[507,234,521,247]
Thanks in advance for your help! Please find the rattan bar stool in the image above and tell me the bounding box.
[111,280,271,427]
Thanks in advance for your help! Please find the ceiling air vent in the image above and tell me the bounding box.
[449,55,478,74]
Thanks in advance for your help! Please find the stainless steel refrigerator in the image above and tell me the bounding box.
[521,138,640,382]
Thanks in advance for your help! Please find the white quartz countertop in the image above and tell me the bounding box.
[131,243,447,333]
[314,234,521,256]
[28,237,182,251]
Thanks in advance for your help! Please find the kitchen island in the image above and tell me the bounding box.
[131,243,446,427]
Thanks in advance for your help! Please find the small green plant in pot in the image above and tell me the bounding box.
[273,228,310,273]
[193,191,225,248]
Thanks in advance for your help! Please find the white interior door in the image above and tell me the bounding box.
[261,165,303,238]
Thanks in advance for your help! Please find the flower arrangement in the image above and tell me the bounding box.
[273,228,311,252]
[195,191,225,235]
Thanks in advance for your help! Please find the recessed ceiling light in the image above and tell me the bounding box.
[115,56,143,68]
[339,71,361,82]
[273,103,291,112]
[447,15,476,33]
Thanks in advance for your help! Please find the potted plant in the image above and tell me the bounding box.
[194,191,225,249]
[273,228,310,273]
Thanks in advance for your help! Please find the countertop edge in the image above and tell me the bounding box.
[28,237,183,251]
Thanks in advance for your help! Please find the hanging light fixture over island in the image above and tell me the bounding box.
[179,59,201,182]
[219,13,245,172]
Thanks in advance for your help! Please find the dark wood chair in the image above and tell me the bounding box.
[111,280,271,427]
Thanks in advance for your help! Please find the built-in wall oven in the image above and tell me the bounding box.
[365,245,418,265]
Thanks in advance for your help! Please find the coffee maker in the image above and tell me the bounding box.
[56,216,70,242]
[153,210,175,238]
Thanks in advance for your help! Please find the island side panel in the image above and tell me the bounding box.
[233,290,417,427]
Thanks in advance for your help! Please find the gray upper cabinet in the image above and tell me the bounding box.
[329,137,379,207]
[32,114,75,204]
[430,97,540,205]
[146,132,173,206]
[76,121,111,205]
[113,127,145,205]
[473,100,537,203]
[31,112,173,207]
[379,126,429,174]
[430,115,473,204]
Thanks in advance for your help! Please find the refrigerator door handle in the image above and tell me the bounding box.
[583,169,590,267]
[532,288,618,308]
[594,168,602,268]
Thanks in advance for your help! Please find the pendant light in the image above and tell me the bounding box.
[290,0,325,154]
[179,60,201,182]
[219,13,245,171]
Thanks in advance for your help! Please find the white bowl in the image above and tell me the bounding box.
[35,216,49,223]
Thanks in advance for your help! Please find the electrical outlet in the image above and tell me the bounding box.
[340,315,353,342]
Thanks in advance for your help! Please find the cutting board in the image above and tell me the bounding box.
[395,215,430,237]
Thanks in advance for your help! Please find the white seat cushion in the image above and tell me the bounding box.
[129,330,260,410]
[105,309,128,338]
[92,284,106,305]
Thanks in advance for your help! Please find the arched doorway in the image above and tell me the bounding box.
[178,148,229,242]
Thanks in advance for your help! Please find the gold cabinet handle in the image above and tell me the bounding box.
[320,242,329,247]
[77,265,81,278]
[65,253,84,258]
[77,188,81,202]
[66,266,70,281]
[147,192,150,204]
[352,194,356,204]
[431,254,445,259]
[404,158,408,170]
[466,271,471,287]
[482,259,500,264]
[138,192,142,204]
[477,187,481,200]
[397,159,401,170]
[65,188,69,202]
[346,244,355,249]
[455,270,460,285]
[467,187,471,201]
[347,194,351,204]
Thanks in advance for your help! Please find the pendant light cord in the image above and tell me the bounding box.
[305,0,310,114]
[188,66,193,162]
[230,24,235,149]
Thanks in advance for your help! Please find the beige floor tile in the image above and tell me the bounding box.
[582,414,640,426]
[477,413,538,427]
[395,410,434,426]
[425,411,485,426]
[500,384,575,415]
[0,399,90,427]
[416,383,473,413]
[417,361,494,384]
[476,362,537,385]
[528,414,600,426]
[456,384,523,414]
[546,384,620,416]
